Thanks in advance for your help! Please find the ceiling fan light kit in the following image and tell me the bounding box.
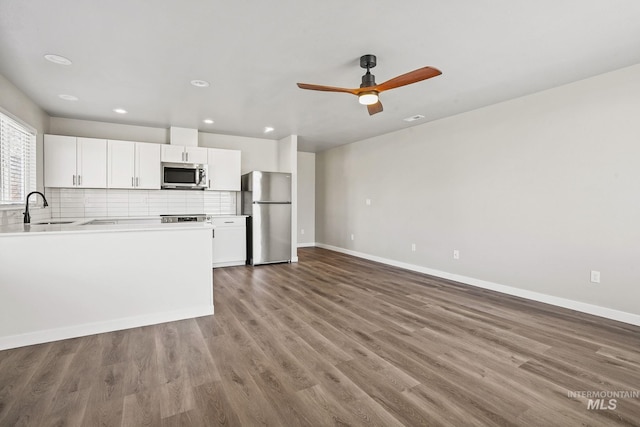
[358,91,379,105]
[297,54,441,115]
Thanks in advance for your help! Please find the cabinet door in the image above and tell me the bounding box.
[107,140,135,189]
[185,146,208,164]
[207,148,241,191]
[212,219,246,266]
[77,138,107,188]
[135,142,161,189]
[44,135,77,188]
[161,145,185,162]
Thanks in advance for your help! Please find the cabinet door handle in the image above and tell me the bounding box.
[136,177,139,187]
[186,152,189,162]
[78,175,82,186]
[208,179,211,189]
[73,175,76,185]
[132,177,134,187]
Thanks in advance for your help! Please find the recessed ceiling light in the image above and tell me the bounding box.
[113,108,127,114]
[44,54,72,65]
[263,126,274,133]
[203,119,214,124]
[190,80,210,88]
[58,94,78,101]
[403,114,425,122]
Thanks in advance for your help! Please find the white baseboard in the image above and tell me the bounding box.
[315,243,640,327]
[0,305,214,351]
[213,260,246,268]
[297,242,316,248]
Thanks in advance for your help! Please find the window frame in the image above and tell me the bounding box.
[0,107,37,208]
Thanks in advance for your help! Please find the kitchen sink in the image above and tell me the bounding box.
[32,220,75,225]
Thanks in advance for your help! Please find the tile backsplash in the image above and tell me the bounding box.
[46,188,238,219]
[0,206,50,226]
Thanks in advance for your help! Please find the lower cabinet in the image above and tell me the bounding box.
[212,216,246,268]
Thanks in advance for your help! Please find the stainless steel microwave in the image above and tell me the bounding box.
[161,162,208,190]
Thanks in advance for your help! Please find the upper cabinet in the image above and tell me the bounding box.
[107,140,135,189]
[161,145,208,164]
[45,134,241,192]
[107,140,161,189]
[44,135,107,188]
[135,142,161,189]
[160,145,184,163]
[207,148,241,191]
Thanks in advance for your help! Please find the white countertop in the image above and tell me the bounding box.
[0,217,215,237]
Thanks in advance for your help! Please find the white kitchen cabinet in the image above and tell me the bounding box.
[44,135,107,188]
[207,148,241,191]
[160,145,184,163]
[107,140,135,188]
[161,145,208,164]
[108,140,161,189]
[211,216,246,267]
[135,142,161,189]
[187,147,208,164]
[44,135,76,188]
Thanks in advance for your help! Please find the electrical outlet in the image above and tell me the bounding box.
[453,249,460,260]
[411,243,416,252]
[590,270,601,284]
[366,198,371,206]
[350,234,355,241]
[301,229,305,235]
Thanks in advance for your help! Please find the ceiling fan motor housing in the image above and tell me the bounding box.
[360,72,377,88]
[360,54,378,88]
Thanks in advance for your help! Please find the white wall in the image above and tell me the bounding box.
[297,152,316,246]
[316,64,640,319]
[278,135,298,261]
[49,117,168,144]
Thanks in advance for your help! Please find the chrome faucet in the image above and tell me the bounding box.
[24,191,49,224]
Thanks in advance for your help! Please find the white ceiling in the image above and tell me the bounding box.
[1,1,639,152]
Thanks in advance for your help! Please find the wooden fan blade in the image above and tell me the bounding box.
[376,66,442,93]
[367,101,383,115]
[297,83,359,95]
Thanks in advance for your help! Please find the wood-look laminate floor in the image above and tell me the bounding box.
[1,247,639,426]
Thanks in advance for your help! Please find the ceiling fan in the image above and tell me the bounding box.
[297,54,442,115]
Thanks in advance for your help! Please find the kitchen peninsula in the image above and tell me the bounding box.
[0,220,214,350]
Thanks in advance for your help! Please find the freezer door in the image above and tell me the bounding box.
[252,171,291,202]
[252,202,291,264]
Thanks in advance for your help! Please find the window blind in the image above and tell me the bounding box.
[0,112,36,205]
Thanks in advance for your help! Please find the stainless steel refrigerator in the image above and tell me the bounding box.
[241,171,292,265]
